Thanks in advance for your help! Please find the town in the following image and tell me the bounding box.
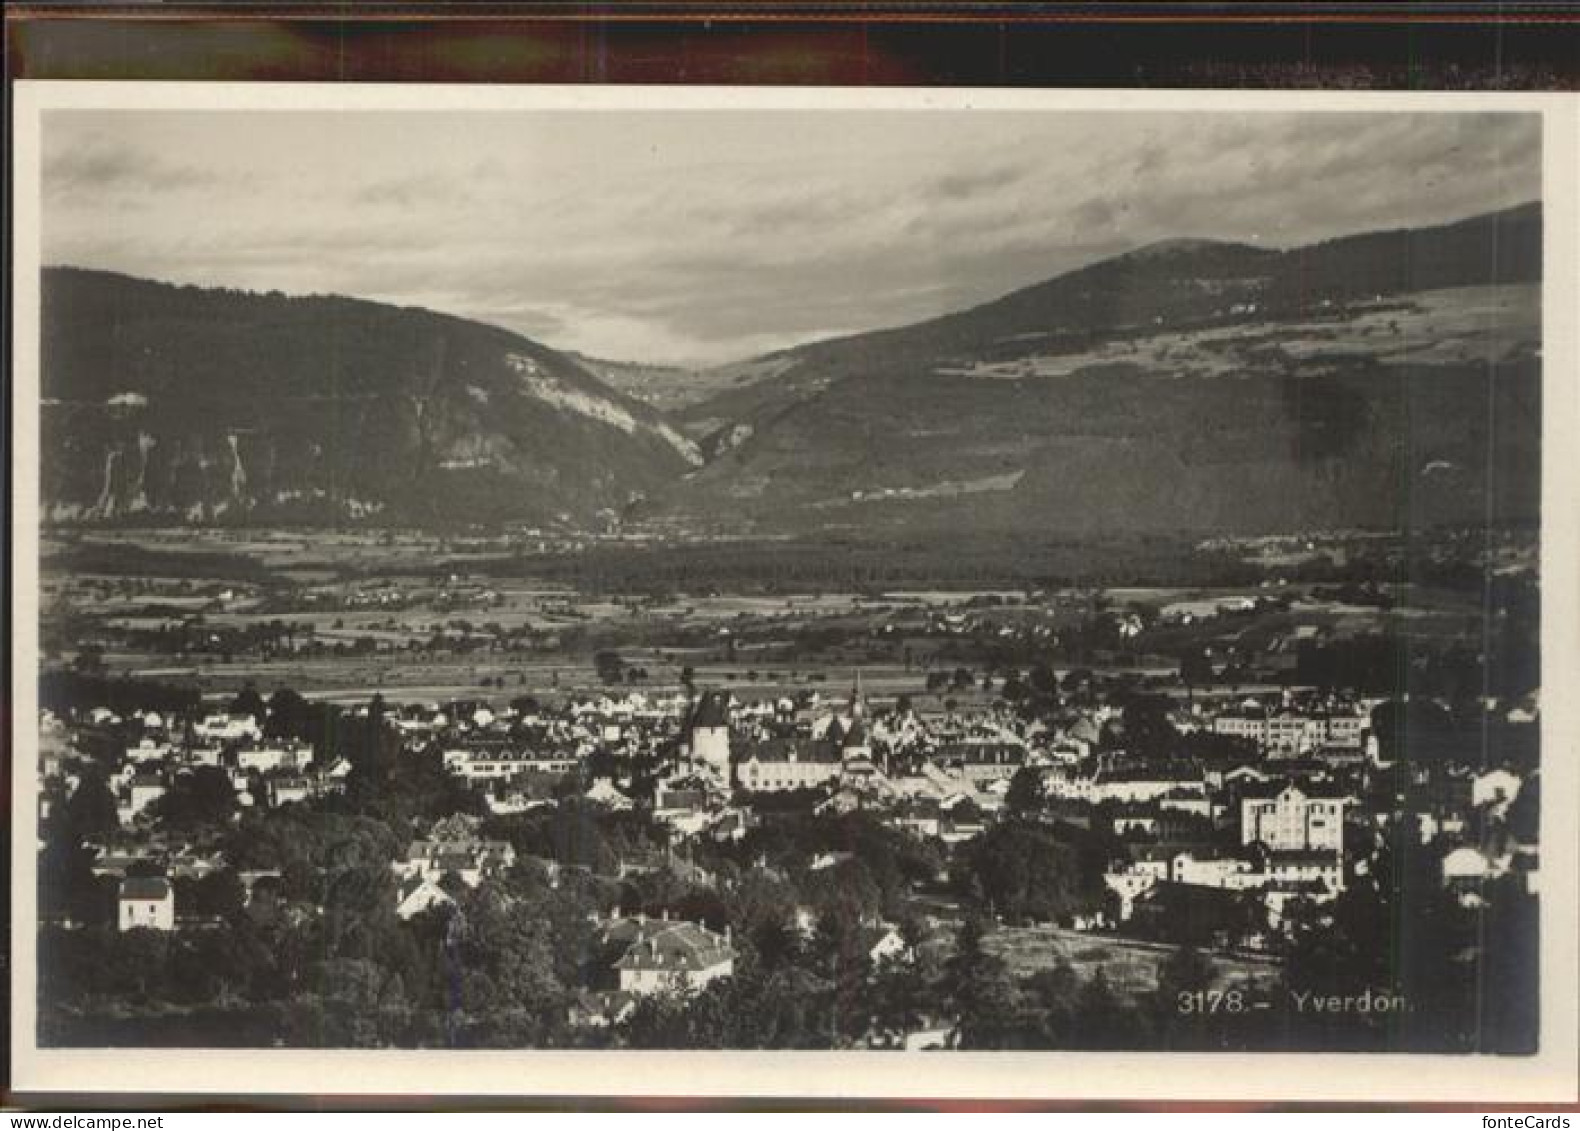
[34,536,1541,1053]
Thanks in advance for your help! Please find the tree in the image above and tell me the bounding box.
[945,917,1022,1048]
[64,770,121,841]
[594,650,626,685]
[449,887,569,1044]
[192,869,247,919]
[1151,943,1216,1046]
[1027,663,1058,701]
[154,766,237,831]
[1021,958,1081,1044]
[867,955,931,1048]
[230,682,266,722]
[958,821,1094,924]
[1071,969,1125,1049]
[1179,648,1214,687]
[1004,766,1047,817]
[72,645,107,677]
[265,686,312,741]
[808,901,872,1043]
[1156,943,1215,1001]
[1061,668,1094,694]
[1118,694,1178,758]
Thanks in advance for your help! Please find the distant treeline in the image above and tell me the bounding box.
[39,669,203,719]
[437,536,1269,592]
[433,530,1536,595]
[39,523,1538,596]
[43,541,275,582]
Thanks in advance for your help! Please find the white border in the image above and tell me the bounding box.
[10,82,1578,1103]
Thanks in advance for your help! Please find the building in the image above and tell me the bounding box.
[736,739,842,793]
[934,738,1026,784]
[394,876,455,920]
[442,743,579,783]
[1213,709,1368,756]
[235,743,313,774]
[1171,852,1259,890]
[1472,769,1523,811]
[393,837,516,887]
[125,738,172,765]
[1240,784,1346,854]
[118,876,175,932]
[1261,848,1345,893]
[118,773,167,825]
[1090,764,1208,805]
[193,713,262,744]
[598,914,736,995]
[683,691,732,780]
[860,925,911,965]
[266,776,312,807]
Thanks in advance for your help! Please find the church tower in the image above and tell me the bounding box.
[684,689,732,780]
[840,673,871,764]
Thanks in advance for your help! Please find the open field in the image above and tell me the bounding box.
[984,926,1282,998]
[41,524,1526,717]
[936,284,1539,384]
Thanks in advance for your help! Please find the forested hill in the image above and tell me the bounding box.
[40,268,700,528]
[663,203,1542,537]
[39,201,1543,538]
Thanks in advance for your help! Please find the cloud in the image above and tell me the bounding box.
[43,134,225,202]
[40,108,1541,367]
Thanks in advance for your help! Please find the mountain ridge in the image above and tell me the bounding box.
[39,266,697,528]
[37,200,1543,537]
[662,201,1542,536]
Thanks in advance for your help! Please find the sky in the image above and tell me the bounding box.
[42,108,1540,367]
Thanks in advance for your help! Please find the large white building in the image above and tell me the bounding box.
[1214,709,1368,756]
[601,915,735,995]
[442,745,579,782]
[1241,784,1346,854]
[737,739,842,792]
[235,742,313,774]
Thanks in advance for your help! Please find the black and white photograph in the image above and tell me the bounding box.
[8,83,1576,1102]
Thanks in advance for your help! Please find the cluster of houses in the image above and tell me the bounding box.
[410,679,1538,953]
[40,705,352,833]
[38,703,358,934]
[40,664,1539,987]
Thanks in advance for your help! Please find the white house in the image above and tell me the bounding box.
[1442,845,1501,884]
[124,738,172,765]
[193,713,261,743]
[118,774,166,824]
[118,876,175,932]
[1171,852,1258,889]
[1471,769,1522,812]
[394,876,455,920]
[603,915,735,996]
[235,743,311,774]
[267,776,312,807]
[1103,869,1159,922]
[585,777,634,810]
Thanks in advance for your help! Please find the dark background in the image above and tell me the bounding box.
[6,6,1579,89]
[5,0,1577,1113]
